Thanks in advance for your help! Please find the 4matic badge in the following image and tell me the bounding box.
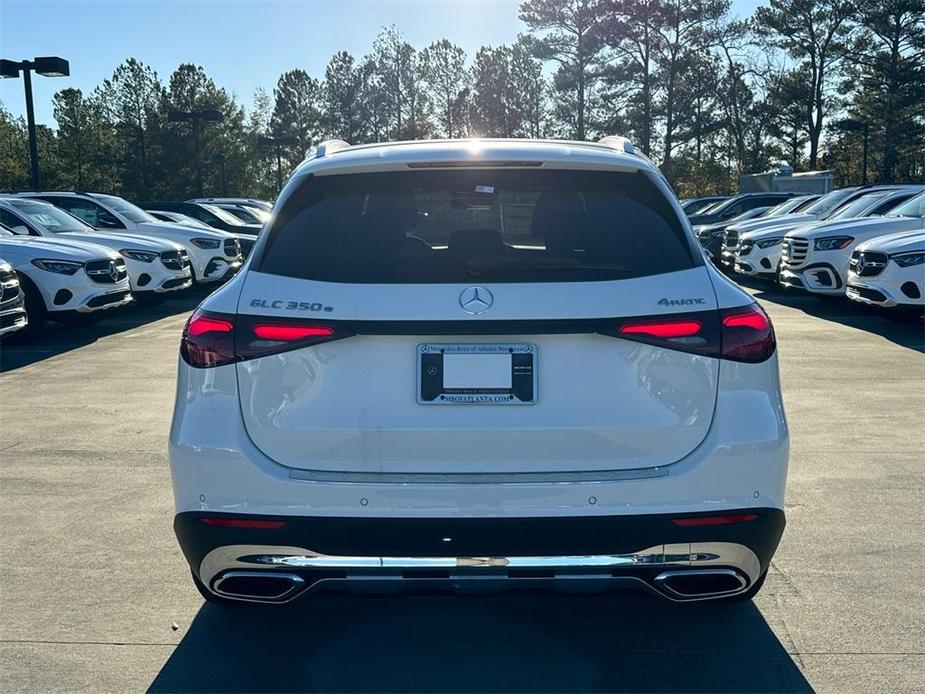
[658,297,706,307]
[250,298,334,312]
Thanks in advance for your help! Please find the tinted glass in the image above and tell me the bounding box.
[827,193,887,220]
[9,200,88,232]
[41,196,109,227]
[93,195,157,223]
[200,204,245,225]
[259,170,696,284]
[887,192,925,218]
[802,189,858,215]
[0,209,31,233]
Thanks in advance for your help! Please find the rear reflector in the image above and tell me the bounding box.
[200,517,287,530]
[253,324,335,341]
[671,513,758,527]
[619,320,702,338]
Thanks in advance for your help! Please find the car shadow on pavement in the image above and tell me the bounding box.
[0,290,206,373]
[148,592,811,693]
[738,277,925,353]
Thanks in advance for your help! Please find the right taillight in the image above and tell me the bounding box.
[180,311,352,368]
[720,303,775,363]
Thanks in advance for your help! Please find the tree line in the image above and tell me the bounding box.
[0,0,922,200]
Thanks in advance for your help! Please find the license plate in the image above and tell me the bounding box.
[417,343,536,405]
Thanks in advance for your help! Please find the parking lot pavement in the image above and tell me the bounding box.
[0,285,922,693]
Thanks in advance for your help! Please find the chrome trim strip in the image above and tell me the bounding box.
[199,541,761,603]
[287,466,669,484]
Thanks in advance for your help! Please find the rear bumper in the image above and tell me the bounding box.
[176,509,785,603]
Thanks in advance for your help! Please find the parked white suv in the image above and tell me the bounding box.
[780,192,925,296]
[169,138,788,606]
[735,188,919,280]
[847,230,925,312]
[0,225,132,331]
[19,192,242,284]
[0,198,192,301]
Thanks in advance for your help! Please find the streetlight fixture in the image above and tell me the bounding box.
[258,135,297,193]
[837,118,871,185]
[0,56,70,189]
[168,109,224,196]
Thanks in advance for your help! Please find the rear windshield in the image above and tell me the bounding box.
[257,170,696,283]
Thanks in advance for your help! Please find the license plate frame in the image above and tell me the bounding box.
[417,343,537,405]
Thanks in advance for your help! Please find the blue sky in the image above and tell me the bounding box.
[1,0,764,126]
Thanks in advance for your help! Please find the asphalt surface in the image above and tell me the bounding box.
[0,281,922,693]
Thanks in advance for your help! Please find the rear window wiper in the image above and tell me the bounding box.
[467,256,633,277]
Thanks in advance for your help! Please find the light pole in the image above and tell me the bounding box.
[258,135,297,193]
[168,109,223,196]
[0,56,70,190]
[837,118,870,185]
[212,153,227,196]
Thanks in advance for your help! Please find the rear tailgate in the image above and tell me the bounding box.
[235,268,719,473]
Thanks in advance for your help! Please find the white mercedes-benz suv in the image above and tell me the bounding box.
[780,191,925,296]
[18,192,242,284]
[847,230,925,312]
[0,224,132,332]
[0,198,192,302]
[170,138,788,606]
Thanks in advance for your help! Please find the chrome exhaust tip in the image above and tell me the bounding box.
[212,571,305,602]
[653,569,747,599]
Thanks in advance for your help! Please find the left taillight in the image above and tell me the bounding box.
[180,311,351,368]
[181,310,236,368]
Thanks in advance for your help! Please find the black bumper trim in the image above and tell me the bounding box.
[175,509,785,577]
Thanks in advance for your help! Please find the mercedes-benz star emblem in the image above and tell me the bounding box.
[108,261,119,281]
[459,286,494,314]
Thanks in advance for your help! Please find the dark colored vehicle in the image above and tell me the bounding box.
[139,201,262,236]
[681,196,730,215]
[687,193,798,227]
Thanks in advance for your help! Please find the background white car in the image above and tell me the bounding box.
[0,226,132,332]
[780,192,925,296]
[18,192,243,284]
[847,231,925,312]
[735,188,921,280]
[0,258,28,338]
[0,198,192,302]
